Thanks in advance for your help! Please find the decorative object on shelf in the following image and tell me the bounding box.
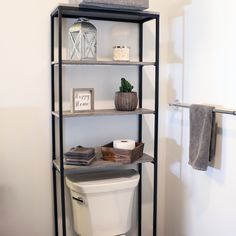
[72,0,149,11]
[68,18,97,60]
[113,139,135,150]
[64,145,95,165]
[113,46,130,61]
[71,88,94,112]
[101,141,144,164]
[115,78,138,111]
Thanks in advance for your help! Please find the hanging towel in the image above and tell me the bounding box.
[189,104,217,171]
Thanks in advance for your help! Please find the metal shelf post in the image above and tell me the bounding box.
[58,7,67,236]
[138,21,143,236]
[51,13,59,236]
[153,16,160,236]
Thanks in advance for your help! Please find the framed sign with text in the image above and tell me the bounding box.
[71,88,94,113]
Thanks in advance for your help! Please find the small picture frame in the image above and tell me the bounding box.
[71,88,94,113]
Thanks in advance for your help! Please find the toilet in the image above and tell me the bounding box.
[66,169,140,236]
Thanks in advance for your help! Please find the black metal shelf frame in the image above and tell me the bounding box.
[51,5,159,236]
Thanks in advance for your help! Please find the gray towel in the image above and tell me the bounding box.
[189,104,217,171]
[76,0,149,10]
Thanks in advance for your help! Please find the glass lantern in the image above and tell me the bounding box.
[68,18,97,61]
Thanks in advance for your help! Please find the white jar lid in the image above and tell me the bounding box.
[113,46,130,49]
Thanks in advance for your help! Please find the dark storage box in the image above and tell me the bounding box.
[101,142,144,164]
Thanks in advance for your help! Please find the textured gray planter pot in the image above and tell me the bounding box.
[115,92,138,111]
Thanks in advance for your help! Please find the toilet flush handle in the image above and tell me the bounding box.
[72,196,84,204]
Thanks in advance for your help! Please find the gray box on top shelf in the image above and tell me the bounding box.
[70,0,149,10]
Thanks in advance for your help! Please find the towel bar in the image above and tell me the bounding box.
[169,102,236,116]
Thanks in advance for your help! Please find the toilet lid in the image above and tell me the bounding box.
[66,169,140,194]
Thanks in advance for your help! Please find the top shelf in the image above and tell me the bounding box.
[51,5,159,23]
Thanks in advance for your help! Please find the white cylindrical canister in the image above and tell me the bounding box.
[113,46,130,61]
[113,139,136,150]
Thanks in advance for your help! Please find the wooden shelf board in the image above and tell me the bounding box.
[52,60,156,66]
[53,153,153,174]
[52,108,155,118]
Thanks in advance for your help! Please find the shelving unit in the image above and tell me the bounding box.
[51,5,159,236]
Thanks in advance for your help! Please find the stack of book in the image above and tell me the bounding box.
[64,146,95,166]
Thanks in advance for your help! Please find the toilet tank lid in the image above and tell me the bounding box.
[66,169,140,194]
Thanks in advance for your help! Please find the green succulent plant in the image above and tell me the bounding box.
[119,78,134,92]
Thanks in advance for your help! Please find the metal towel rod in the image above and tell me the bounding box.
[169,102,236,116]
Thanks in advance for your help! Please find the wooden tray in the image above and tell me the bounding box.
[101,142,144,164]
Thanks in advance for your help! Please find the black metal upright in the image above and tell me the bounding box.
[58,7,67,236]
[153,16,160,236]
[138,22,143,236]
[51,13,59,236]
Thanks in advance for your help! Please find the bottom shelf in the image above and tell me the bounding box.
[53,152,154,174]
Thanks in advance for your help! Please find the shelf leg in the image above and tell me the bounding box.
[138,163,142,236]
[52,167,59,236]
[153,16,160,236]
[58,7,67,236]
[138,22,143,236]
[51,13,59,236]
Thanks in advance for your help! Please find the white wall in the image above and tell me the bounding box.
[164,0,236,236]
[0,0,60,235]
[0,1,161,236]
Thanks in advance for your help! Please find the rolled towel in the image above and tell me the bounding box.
[189,104,217,171]
[64,155,95,166]
[74,0,149,10]
[65,145,95,157]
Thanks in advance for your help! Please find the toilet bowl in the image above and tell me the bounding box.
[66,169,140,236]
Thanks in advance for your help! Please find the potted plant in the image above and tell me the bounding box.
[115,78,138,111]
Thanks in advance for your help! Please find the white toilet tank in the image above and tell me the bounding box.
[66,169,140,236]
